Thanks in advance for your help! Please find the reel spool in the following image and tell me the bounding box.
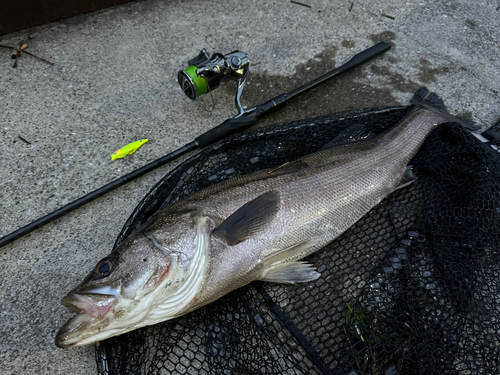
[178,49,250,116]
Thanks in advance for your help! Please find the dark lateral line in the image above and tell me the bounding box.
[290,0,312,8]
[256,283,334,375]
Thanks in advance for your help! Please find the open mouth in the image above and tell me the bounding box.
[62,286,119,316]
[61,293,115,318]
[56,290,119,348]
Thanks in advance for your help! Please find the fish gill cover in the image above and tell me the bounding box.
[96,106,500,375]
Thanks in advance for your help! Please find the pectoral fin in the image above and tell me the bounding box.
[213,191,280,246]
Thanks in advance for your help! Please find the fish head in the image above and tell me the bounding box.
[55,209,208,348]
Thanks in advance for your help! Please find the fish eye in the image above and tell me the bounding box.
[95,257,116,278]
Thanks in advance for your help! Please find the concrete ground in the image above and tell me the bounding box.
[0,0,499,374]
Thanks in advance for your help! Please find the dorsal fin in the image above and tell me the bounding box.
[321,123,375,150]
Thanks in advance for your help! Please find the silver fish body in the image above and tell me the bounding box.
[56,103,454,348]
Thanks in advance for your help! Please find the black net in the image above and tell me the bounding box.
[96,106,500,375]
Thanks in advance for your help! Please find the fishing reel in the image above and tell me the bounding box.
[178,49,250,116]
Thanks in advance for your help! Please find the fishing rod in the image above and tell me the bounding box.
[0,41,391,248]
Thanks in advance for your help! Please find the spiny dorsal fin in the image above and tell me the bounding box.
[212,191,280,246]
[321,123,375,150]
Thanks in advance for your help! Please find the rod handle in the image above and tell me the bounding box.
[194,110,261,148]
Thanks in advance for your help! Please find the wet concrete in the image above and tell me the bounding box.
[219,44,402,128]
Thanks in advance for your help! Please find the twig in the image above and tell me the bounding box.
[0,45,16,51]
[1,44,19,67]
[290,0,311,8]
[349,2,353,12]
[381,13,395,20]
[0,43,53,66]
[19,50,54,65]
[18,136,32,145]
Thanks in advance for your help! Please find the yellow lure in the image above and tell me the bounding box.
[111,139,149,160]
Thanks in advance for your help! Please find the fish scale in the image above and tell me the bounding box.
[183,106,448,308]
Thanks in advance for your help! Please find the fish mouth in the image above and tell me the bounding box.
[61,292,115,318]
[55,290,118,348]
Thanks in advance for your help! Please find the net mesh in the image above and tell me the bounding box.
[96,106,500,375]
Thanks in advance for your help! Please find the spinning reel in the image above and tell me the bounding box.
[178,49,250,116]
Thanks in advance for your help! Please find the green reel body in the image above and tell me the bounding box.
[178,49,249,115]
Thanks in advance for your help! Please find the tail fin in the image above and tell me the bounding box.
[411,87,479,131]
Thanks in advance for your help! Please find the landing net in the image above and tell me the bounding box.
[96,106,500,375]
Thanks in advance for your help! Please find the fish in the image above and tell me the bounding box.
[55,88,469,348]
